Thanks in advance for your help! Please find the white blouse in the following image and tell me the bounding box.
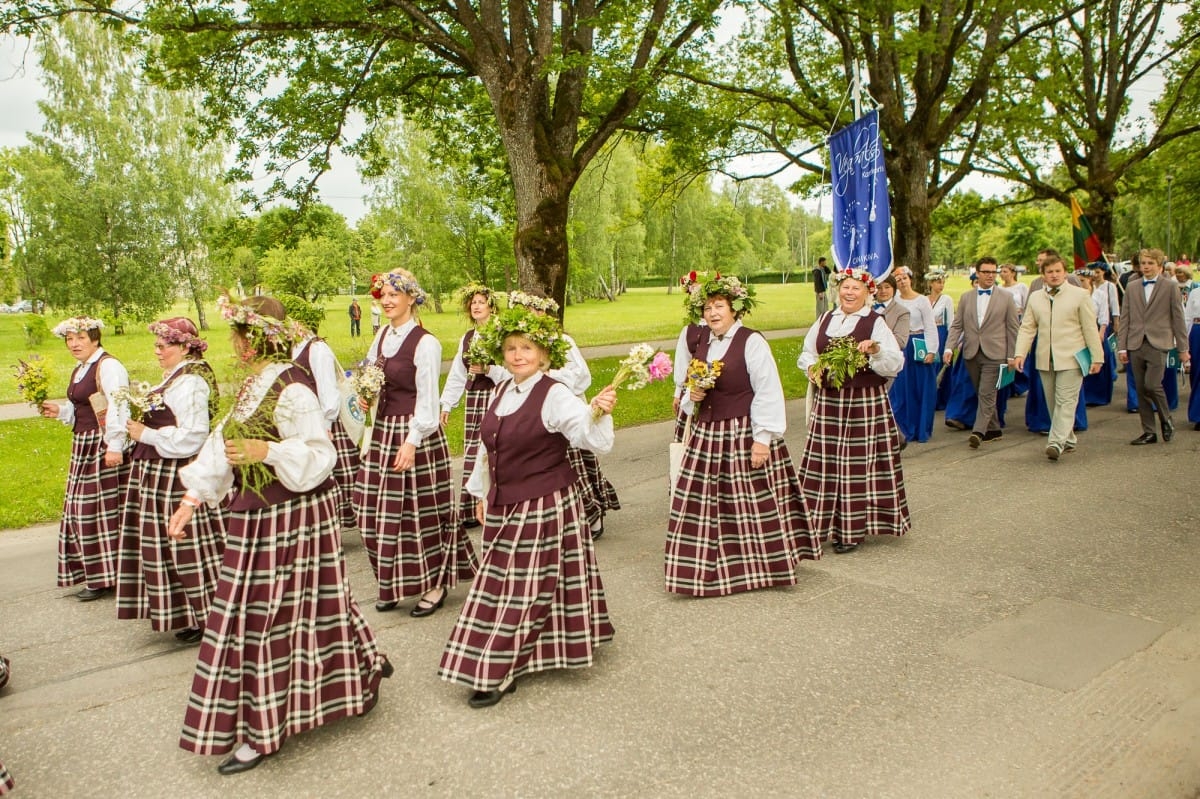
[546,333,591,397]
[365,319,442,447]
[1185,287,1200,323]
[895,294,940,353]
[439,330,512,412]
[137,362,210,458]
[465,372,614,498]
[56,347,130,453]
[291,337,341,428]
[679,320,787,445]
[798,306,905,379]
[930,294,954,329]
[1004,282,1030,313]
[1091,285,1110,328]
[179,362,337,507]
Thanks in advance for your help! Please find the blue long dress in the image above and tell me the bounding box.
[1024,335,1088,433]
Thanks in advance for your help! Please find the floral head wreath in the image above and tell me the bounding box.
[926,268,947,281]
[370,271,428,306]
[833,267,879,295]
[457,282,497,314]
[217,293,295,362]
[683,272,757,324]
[52,316,104,338]
[477,306,571,370]
[507,290,560,314]
[147,317,208,354]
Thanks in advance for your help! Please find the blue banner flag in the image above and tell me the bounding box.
[828,110,892,279]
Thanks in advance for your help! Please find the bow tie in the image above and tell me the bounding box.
[1144,279,1156,286]
[710,333,726,342]
[1047,287,1059,296]
[873,303,885,311]
[977,289,992,296]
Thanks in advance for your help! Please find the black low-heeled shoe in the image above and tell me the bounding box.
[409,588,446,618]
[381,659,395,679]
[468,682,516,708]
[76,587,110,602]
[174,627,203,644]
[217,752,266,775]
[833,542,858,554]
[375,600,399,612]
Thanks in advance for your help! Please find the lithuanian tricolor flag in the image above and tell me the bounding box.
[1071,196,1106,271]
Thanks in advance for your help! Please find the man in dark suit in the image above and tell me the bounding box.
[1118,248,1191,444]
[944,257,1019,448]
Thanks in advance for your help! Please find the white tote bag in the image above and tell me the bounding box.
[668,413,693,487]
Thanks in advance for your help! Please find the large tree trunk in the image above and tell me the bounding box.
[888,146,933,289]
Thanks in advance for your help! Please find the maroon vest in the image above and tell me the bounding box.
[480,377,577,507]
[130,368,185,461]
[813,312,887,389]
[376,326,429,418]
[291,338,322,395]
[694,326,757,422]
[461,328,496,395]
[228,366,335,512]
[66,353,112,434]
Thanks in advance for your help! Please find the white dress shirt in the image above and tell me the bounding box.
[136,362,210,458]
[1091,286,1110,328]
[365,319,442,447]
[546,333,592,397]
[798,306,905,379]
[56,348,130,453]
[180,362,337,507]
[439,330,512,412]
[465,372,614,498]
[1185,288,1200,323]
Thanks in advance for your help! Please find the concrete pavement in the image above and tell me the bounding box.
[1,395,1198,797]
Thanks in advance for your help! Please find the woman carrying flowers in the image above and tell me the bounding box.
[353,270,478,616]
[167,295,390,776]
[41,316,131,602]
[666,274,820,596]
[797,268,911,553]
[671,270,709,441]
[116,317,225,644]
[439,283,511,527]
[438,305,617,707]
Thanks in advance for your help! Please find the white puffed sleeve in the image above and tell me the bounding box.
[97,355,131,453]
[439,333,470,412]
[547,334,592,396]
[138,372,210,458]
[407,333,442,447]
[262,382,338,491]
[745,333,787,444]
[542,381,614,454]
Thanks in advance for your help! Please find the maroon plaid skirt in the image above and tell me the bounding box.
[797,384,911,545]
[353,414,478,602]
[58,429,129,588]
[666,416,820,597]
[455,386,490,521]
[0,761,11,795]
[179,486,388,757]
[115,458,226,632]
[438,485,614,691]
[566,447,620,527]
[330,418,361,531]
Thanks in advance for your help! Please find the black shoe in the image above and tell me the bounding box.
[968,433,982,449]
[1194,422,1200,432]
[409,588,446,618]
[1130,433,1157,445]
[1162,421,1175,442]
[983,430,1003,442]
[75,587,110,602]
[462,519,481,530]
[1045,444,1061,461]
[375,600,398,612]
[468,682,516,708]
[217,752,265,775]
[381,659,395,679]
[590,523,604,540]
[174,627,203,644]
[832,541,859,554]
[898,436,908,452]
[945,419,967,430]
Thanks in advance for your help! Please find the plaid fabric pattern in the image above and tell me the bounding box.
[798,384,911,546]
[566,447,620,527]
[0,761,11,795]
[353,414,478,602]
[666,416,820,597]
[455,386,490,520]
[672,409,690,442]
[330,418,361,531]
[179,487,388,757]
[115,458,226,632]
[58,429,129,588]
[438,486,614,691]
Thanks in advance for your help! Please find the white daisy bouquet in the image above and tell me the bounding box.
[348,362,385,427]
[465,333,493,381]
[110,381,165,422]
[594,343,672,420]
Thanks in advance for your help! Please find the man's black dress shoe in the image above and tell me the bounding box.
[1130,433,1158,445]
[217,752,265,775]
[76,587,110,602]
[375,600,398,612]
[409,588,446,618]
[1162,421,1175,442]
[468,682,516,708]
[983,430,1003,441]
[174,627,203,644]
[832,541,858,554]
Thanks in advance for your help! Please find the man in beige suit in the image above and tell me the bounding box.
[944,257,1019,448]
[1118,247,1191,444]
[1013,255,1104,460]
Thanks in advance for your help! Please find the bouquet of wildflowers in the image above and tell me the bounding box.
[13,356,51,410]
[811,335,869,389]
[684,358,723,392]
[465,333,493,381]
[111,381,165,422]
[348,362,385,427]
[593,344,672,420]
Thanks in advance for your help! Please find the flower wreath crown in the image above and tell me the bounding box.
[833,267,878,295]
[477,306,571,370]
[52,317,104,338]
[457,282,497,313]
[370,272,428,306]
[682,272,757,324]
[217,294,295,361]
[507,290,560,314]
[147,321,208,353]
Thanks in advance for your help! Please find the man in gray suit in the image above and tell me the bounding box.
[944,257,1019,448]
[1118,247,1191,444]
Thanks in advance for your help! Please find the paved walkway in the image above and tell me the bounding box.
[1,393,1197,797]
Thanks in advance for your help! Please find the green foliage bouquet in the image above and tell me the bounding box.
[811,336,869,389]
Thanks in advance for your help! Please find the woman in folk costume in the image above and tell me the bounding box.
[168,295,390,776]
[290,321,361,534]
[928,269,956,411]
[1081,269,1115,407]
[354,270,477,616]
[666,274,820,595]
[998,263,1031,396]
[1185,281,1200,430]
[509,290,621,539]
[438,307,617,708]
[439,283,510,528]
[0,654,12,795]
[115,318,225,644]
[889,266,940,442]
[41,317,131,602]
[798,268,911,553]
[671,271,709,441]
